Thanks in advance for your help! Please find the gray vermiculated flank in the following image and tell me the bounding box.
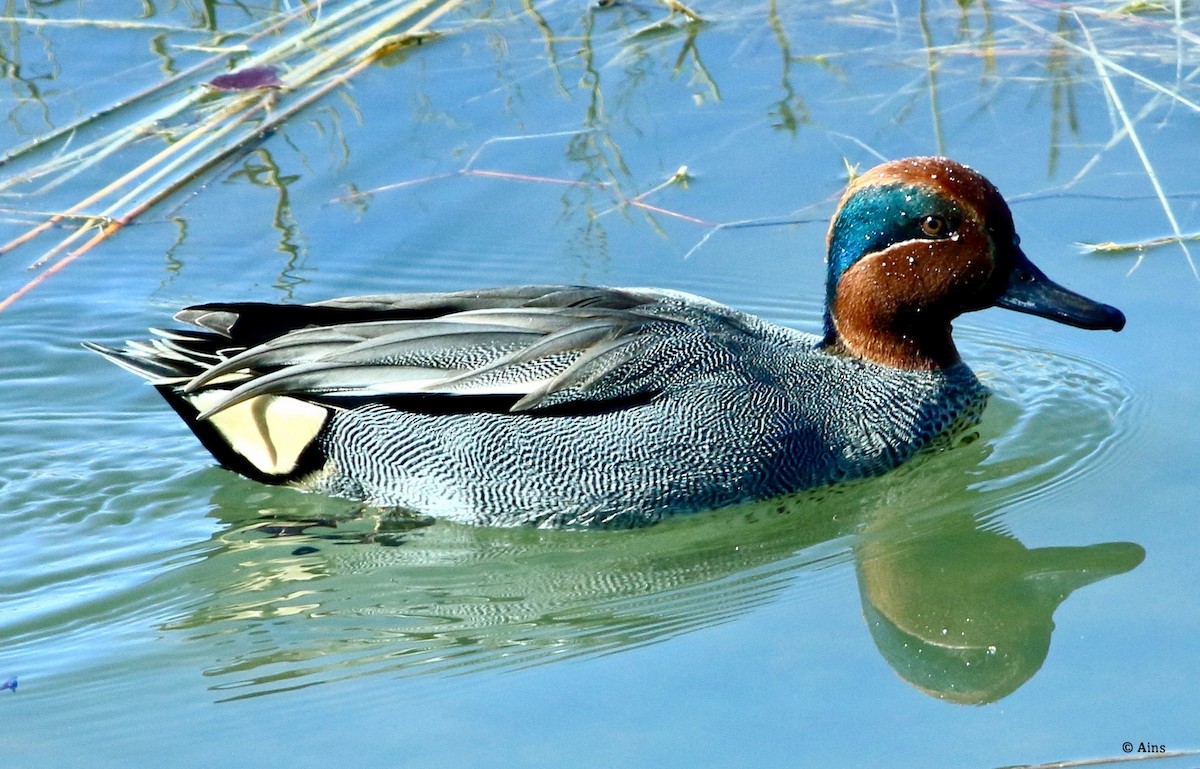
[285,289,987,527]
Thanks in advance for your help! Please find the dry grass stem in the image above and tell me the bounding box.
[1072,11,1196,279]
[0,0,469,313]
[997,749,1199,769]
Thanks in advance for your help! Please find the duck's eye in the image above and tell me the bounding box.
[918,215,950,238]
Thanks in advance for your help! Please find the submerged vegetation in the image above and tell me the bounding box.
[0,0,1197,310]
[0,0,469,310]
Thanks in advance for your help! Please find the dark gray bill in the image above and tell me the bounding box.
[994,249,1126,332]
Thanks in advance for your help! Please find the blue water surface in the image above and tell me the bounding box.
[1,2,1198,767]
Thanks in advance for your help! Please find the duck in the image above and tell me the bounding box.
[87,157,1125,527]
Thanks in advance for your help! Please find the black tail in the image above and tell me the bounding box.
[85,335,330,484]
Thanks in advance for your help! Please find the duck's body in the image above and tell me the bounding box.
[266,289,985,527]
[89,158,1125,527]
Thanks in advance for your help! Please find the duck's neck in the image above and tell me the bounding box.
[825,287,962,371]
[827,317,960,371]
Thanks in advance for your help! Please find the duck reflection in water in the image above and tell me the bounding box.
[175,423,1142,705]
[855,505,1141,704]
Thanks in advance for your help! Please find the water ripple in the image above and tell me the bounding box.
[1,321,1135,703]
[957,323,1135,520]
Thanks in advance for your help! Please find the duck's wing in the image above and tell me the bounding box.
[172,285,656,347]
[86,285,777,483]
[87,285,741,419]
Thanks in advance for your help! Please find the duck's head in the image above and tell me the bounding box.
[823,156,1125,370]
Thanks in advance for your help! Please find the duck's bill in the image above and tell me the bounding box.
[994,250,1126,332]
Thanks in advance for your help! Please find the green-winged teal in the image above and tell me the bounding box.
[88,157,1125,527]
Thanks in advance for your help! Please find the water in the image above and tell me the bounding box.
[2,1,1199,767]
